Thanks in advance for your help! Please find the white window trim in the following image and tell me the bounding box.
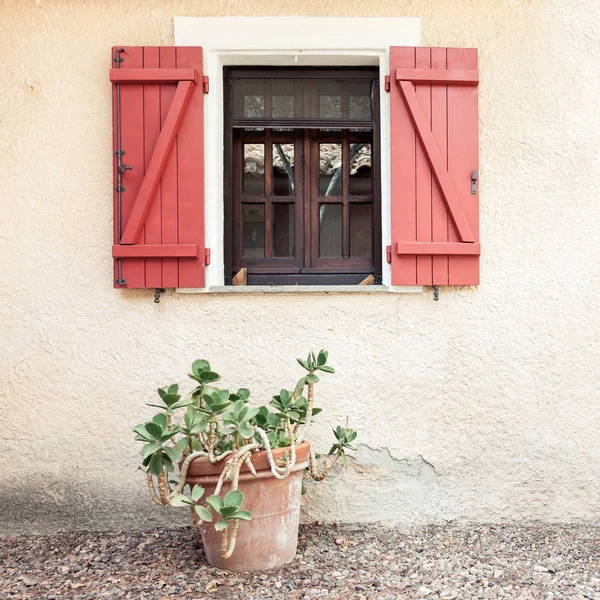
[174,16,422,293]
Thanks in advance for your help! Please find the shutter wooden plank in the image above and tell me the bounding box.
[396,242,480,255]
[159,47,179,288]
[110,68,197,83]
[116,47,145,287]
[398,80,475,244]
[447,48,479,284]
[396,68,478,85]
[176,47,205,288]
[120,79,194,245]
[415,47,433,285]
[113,244,199,258]
[390,47,417,285]
[143,47,163,288]
[431,47,450,285]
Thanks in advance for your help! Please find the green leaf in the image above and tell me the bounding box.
[144,422,163,441]
[194,505,213,522]
[294,377,306,399]
[220,505,238,518]
[224,490,244,509]
[175,438,189,454]
[191,485,205,502]
[141,443,162,459]
[199,371,220,383]
[214,520,229,531]
[238,425,255,439]
[296,358,310,370]
[159,429,180,443]
[148,452,163,476]
[317,365,335,374]
[305,374,320,384]
[347,431,358,443]
[232,510,252,521]
[190,438,204,452]
[133,425,155,443]
[160,393,181,408]
[170,493,192,507]
[317,350,328,366]
[163,445,182,463]
[192,359,211,375]
[152,413,168,430]
[170,398,194,410]
[236,388,250,401]
[206,495,224,512]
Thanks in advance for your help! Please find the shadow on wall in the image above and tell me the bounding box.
[302,445,438,524]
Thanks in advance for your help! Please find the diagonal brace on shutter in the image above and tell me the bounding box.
[397,79,475,244]
[120,79,195,245]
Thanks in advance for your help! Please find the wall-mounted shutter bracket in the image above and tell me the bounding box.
[384,75,390,92]
[203,75,209,94]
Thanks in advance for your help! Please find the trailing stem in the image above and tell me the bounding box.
[309,448,341,482]
[146,472,164,506]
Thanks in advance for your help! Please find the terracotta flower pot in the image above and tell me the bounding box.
[186,441,310,572]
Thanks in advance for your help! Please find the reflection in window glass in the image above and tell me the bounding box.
[243,144,265,196]
[272,81,295,118]
[319,144,342,196]
[349,144,372,195]
[242,81,265,118]
[318,81,342,119]
[273,204,294,257]
[350,204,372,257]
[348,81,372,120]
[319,204,342,258]
[242,204,265,257]
[273,143,295,196]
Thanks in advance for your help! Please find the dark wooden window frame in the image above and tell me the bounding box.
[224,66,381,286]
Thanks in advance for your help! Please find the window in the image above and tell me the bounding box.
[224,68,381,286]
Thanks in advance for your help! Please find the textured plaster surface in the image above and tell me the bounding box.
[1,0,599,533]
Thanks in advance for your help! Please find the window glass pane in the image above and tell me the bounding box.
[319,204,342,258]
[272,81,295,118]
[242,204,265,257]
[243,144,264,196]
[348,81,372,120]
[242,81,265,118]
[350,204,372,257]
[273,143,295,196]
[319,143,342,196]
[273,204,294,257]
[349,143,372,195]
[318,81,342,119]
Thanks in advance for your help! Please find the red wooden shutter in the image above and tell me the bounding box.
[110,46,207,289]
[390,47,480,286]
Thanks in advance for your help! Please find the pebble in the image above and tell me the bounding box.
[0,524,598,599]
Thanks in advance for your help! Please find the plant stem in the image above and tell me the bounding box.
[309,449,341,482]
[146,472,164,506]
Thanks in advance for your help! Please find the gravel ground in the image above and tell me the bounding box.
[1,524,599,599]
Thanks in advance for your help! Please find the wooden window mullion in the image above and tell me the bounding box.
[342,131,350,259]
[264,129,273,258]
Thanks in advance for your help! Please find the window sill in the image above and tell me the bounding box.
[176,285,423,294]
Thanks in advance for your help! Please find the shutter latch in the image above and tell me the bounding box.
[433,285,440,301]
[471,170,477,195]
[385,245,392,264]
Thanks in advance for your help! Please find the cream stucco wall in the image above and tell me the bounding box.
[1,0,599,533]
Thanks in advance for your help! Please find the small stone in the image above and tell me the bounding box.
[494,569,504,578]
[418,586,432,596]
[22,577,38,587]
[534,564,549,572]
